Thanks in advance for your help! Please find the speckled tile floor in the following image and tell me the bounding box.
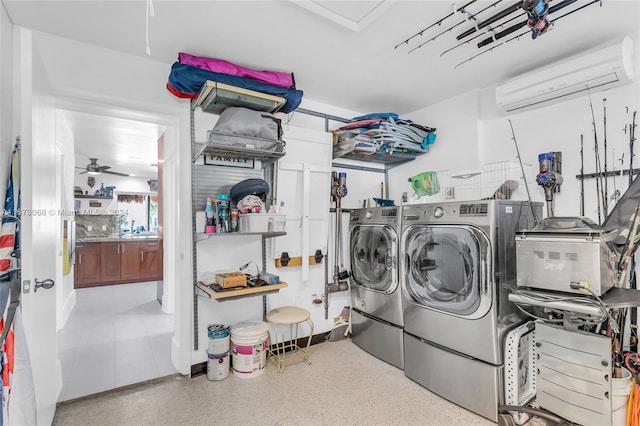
[53,338,497,426]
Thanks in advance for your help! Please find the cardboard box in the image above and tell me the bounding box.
[215,272,247,289]
[238,213,286,233]
[259,271,280,285]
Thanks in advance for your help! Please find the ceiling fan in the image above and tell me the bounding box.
[76,158,129,177]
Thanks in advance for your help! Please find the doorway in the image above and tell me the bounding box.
[57,106,177,401]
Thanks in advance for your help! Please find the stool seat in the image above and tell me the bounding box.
[266,306,310,325]
[266,305,314,373]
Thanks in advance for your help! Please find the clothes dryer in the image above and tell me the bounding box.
[349,206,403,369]
[401,200,541,422]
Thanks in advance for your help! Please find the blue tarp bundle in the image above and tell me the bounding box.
[167,62,303,114]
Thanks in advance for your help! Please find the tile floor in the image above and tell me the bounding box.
[57,281,176,401]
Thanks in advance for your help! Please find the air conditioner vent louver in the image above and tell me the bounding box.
[496,37,633,114]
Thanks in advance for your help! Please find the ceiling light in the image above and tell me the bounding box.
[87,170,101,176]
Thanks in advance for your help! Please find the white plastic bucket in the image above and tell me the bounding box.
[207,324,230,355]
[230,320,270,379]
[207,351,230,381]
[612,368,632,426]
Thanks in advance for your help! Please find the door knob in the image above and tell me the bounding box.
[34,278,55,292]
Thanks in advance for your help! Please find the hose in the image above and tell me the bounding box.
[498,405,572,425]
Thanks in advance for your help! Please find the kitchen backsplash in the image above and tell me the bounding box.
[76,214,117,237]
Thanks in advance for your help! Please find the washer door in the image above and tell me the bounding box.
[403,224,491,319]
[350,224,397,293]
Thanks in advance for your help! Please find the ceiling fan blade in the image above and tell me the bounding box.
[78,170,88,174]
[102,170,130,177]
[98,165,111,171]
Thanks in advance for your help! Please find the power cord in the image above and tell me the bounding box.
[511,288,609,326]
[569,282,618,333]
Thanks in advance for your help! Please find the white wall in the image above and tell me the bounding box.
[479,81,640,220]
[0,3,12,202]
[386,90,480,205]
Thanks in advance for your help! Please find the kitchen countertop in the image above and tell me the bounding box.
[77,235,159,243]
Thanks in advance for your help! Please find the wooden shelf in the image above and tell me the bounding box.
[75,195,112,199]
[195,281,288,301]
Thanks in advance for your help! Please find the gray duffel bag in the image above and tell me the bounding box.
[212,107,282,141]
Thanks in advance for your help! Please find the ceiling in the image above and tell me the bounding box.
[3,0,639,175]
[63,109,162,179]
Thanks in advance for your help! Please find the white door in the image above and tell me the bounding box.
[15,27,61,425]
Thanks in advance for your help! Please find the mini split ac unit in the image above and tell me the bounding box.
[495,36,634,114]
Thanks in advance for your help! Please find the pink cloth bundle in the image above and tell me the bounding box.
[178,52,294,89]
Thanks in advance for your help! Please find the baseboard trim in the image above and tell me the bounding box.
[190,331,329,377]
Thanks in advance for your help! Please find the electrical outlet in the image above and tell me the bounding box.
[102,225,107,231]
[87,225,92,231]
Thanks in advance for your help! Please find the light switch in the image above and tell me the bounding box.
[102,225,107,231]
[87,225,92,231]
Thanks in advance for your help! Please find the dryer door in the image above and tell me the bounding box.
[403,224,492,319]
[350,224,397,294]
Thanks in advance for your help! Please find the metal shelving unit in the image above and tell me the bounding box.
[336,150,426,168]
[190,91,287,351]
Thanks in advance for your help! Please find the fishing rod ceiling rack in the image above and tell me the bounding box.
[394,0,604,68]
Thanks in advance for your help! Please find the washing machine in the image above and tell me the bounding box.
[349,205,403,369]
[401,200,541,422]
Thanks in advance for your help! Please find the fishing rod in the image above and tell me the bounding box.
[456,1,522,41]
[603,98,608,215]
[455,0,599,67]
[588,91,603,224]
[508,119,538,226]
[580,134,585,216]
[630,111,637,353]
[631,111,637,187]
[476,0,581,48]
[470,0,601,52]
[610,148,621,212]
[395,0,478,50]
[440,13,521,57]
[408,0,503,54]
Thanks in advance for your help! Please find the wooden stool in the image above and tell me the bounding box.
[266,306,314,373]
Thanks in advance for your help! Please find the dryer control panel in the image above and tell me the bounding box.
[459,203,488,216]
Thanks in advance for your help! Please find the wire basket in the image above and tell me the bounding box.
[202,131,285,165]
[412,161,534,202]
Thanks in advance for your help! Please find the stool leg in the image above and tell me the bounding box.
[276,323,286,373]
[303,318,314,365]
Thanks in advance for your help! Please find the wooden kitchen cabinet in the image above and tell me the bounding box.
[75,239,161,288]
[102,241,141,283]
[139,241,160,280]
[74,243,101,287]
[120,241,141,280]
[100,242,122,282]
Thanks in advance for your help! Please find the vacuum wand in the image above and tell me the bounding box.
[536,152,563,217]
[330,172,349,288]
